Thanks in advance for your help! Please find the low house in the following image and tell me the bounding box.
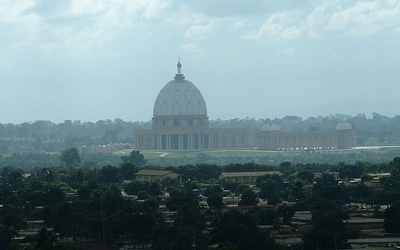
[135,170,180,182]
[364,173,390,188]
[219,171,282,183]
[343,218,384,231]
[347,237,400,248]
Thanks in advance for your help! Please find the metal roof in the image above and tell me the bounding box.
[220,171,283,178]
[136,170,176,176]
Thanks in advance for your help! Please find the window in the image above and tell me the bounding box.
[174,119,180,126]
[188,119,193,126]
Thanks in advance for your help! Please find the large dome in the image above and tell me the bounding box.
[153,62,207,116]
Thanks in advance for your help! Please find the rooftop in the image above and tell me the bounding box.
[220,171,283,178]
[136,170,176,176]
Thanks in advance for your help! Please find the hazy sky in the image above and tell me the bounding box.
[1,0,400,124]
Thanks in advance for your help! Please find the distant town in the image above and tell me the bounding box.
[1,147,400,249]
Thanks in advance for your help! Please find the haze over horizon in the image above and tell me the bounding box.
[1,1,400,124]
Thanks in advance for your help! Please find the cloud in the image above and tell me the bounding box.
[69,0,108,16]
[306,0,400,37]
[278,48,295,54]
[67,0,169,20]
[328,1,400,35]
[2,0,400,62]
[0,0,36,22]
[0,0,171,60]
[244,1,400,40]
[233,19,249,28]
[305,1,338,37]
[165,5,209,27]
[245,12,302,40]
[185,20,217,39]
[181,43,202,53]
[328,54,340,60]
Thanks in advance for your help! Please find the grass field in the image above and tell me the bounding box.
[114,149,285,158]
[114,146,400,160]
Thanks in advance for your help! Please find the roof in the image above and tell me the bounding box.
[343,218,384,224]
[347,237,400,244]
[136,170,177,176]
[336,122,353,130]
[270,124,281,131]
[220,171,283,178]
[261,124,271,131]
[153,62,207,117]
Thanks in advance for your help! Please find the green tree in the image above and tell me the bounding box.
[303,211,349,250]
[36,228,65,250]
[249,206,278,226]
[146,182,162,197]
[195,164,221,181]
[220,179,241,193]
[320,186,348,203]
[124,180,146,195]
[339,163,364,179]
[166,187,205,230]
[143,197,159,215]
[99,165,119,184]
[78,187,90,200]
[60,148,81,167]
[60,211,89,240]
[0,226,17,250]
[38,168,56,183]
[119,163,137,180]
[137,190,150,200]
[75,169,84,186]
[277,204,295,225]
[207,193,224,211]
[389,157,400,179]
[121,150,147,166]
[203,185,223,197]
[312,173,337,193]
[239,189,258,206]
[257,174,284,204]
[43,185,65,206]
[297,170,315,183]
[310,199,348,223]
[346,184,374,202]
[211,210,276,249]
[384,201,400,233]
[0,205,24,249]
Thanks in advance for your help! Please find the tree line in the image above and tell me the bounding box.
[1,113,400,154]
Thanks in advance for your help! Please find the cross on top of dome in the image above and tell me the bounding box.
[175,58,185,80]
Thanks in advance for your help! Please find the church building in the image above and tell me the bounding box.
[134,62,355,151]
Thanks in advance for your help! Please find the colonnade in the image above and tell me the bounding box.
[134,131,209,150]
[258,131,355,150]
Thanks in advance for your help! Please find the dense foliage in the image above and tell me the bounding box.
[0,154,400,249]
[1,113,400,154]
[1,150,400,249]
